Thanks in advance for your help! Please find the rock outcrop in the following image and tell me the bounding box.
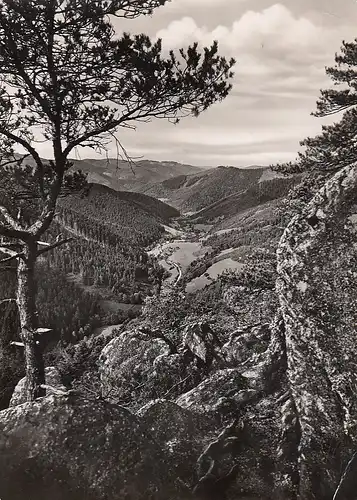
[275,162,357,498]
[138,398,215,485]
[176,368,252,415]
[0,394,182,500]
[9,366,66,407]
[99,329,170,408]
[99,322,230,411]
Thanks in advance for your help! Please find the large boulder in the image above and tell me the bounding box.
[222,324,271,366]
[99,329,170,408]
[137,399,216,484]
[176,368,254,415]
[0,394,182,500]
[9,366,66,407]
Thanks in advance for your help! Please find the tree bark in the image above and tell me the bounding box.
[276,162,357,499]
[16,240,45,401]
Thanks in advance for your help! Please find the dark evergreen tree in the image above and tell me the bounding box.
[0,0,235,401]
[274,38,357,176]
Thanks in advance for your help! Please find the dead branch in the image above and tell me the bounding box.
[36,237,72,256]
[0,252,23,264]
[108,130,137,175]
[10,341,24,347]
[0,298,16,305]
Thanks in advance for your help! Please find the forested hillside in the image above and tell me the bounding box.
[44,217,165,306]
[58,183,179,236]
[52,184,179,303]
[141,165,269,212]
[190,175,299,225]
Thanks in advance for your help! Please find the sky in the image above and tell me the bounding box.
[74,1,357,166]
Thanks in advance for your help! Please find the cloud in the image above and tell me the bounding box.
[188,150,300,165]
[155,4,350,64]
[154,2,355,122]
[74,3,357,167]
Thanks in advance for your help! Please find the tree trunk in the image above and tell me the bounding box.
[276,162,357,499]
[16,240,45,401]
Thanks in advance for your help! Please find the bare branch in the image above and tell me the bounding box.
[333,451,357,500]
[0,298,16,305]
[36,237,72,256]
[10,341,24,347]
[63,117,125,156]
[0,252,23,264]
[108,130,137,175]
[0,245,21,256]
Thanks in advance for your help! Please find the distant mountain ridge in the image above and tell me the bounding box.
[3,154,206,194]
[69,158,205,192]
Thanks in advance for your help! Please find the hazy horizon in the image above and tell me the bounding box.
[68,155,269,170]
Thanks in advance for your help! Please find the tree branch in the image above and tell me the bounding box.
[0,298,16,305]
[0,252,23,264]
[0,244,22,256]
[63,117,126,156]
[333,451,357,500]
[0,129,45,194]
[36,237,72,256]
[0,224,29,240]
[0,208,30,241]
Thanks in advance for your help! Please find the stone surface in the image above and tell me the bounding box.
[9,366,66,407]
[176,368,248,414]
[99,329,170,405]
[138,398,216,484]
[276,162,357,498]
[0,394,182,500]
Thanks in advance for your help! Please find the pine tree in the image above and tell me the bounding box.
[0,0,235,401]
[274,38,357,176]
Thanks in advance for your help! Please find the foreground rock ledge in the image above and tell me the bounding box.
[9,366,66,407]
[0,394,182,500]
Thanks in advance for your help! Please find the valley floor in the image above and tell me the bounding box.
[149,221,247,294]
